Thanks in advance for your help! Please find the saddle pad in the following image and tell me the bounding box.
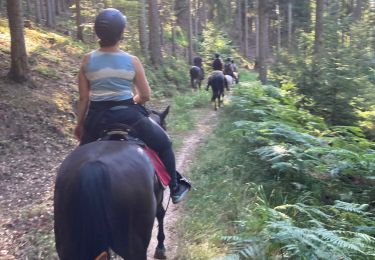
[143,146,171,186]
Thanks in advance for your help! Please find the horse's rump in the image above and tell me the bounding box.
[225,75,234,87]
[208,74,225,97]
[190,66,201,79]
[55,141,157,259]
[190,66,203,89]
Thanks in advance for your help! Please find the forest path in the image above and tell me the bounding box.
[146,108,219,260]
[0,96,219,259]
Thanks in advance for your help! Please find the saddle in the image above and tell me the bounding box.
[99,123,171,187]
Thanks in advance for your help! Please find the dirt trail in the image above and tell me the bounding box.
[0,104,218,259]
[147,109,218,259]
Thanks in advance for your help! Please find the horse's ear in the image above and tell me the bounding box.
[159,105,170,122]
[164,105,170,115]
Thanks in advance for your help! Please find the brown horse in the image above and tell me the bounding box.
[54,108,170,260]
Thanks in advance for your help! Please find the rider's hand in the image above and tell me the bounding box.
[74,124,84,141]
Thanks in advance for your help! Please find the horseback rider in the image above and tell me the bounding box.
[193,56,204,80]
[74,8,190,204]
[231,59,237,72]
[224,57,238,83]
[231,59,239,83]
[212,53,223,71]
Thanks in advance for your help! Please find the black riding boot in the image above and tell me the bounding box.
[132,116,191,203]
[169,173,190,204]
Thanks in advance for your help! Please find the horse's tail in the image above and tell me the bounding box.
[78,161,111,260]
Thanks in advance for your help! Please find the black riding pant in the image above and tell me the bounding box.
[80,102,178,188]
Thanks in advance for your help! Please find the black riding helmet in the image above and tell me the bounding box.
[94,8,127,47]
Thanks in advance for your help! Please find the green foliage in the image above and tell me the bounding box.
[144,57,190,97]
[222,192,375,259]
[200,23,237,67]
[163,25,189,47]
[270,2,375,128]
[35,65,60,79]
[168,90,210,133]
[181,70,375,259]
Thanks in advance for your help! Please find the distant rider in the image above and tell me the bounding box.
[212,53,223,71]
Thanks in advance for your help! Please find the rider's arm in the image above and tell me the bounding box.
[76,54,90,127]
[132,56,151,104]
[74,54,90,140]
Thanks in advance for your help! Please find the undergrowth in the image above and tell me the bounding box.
[180,70,375,259]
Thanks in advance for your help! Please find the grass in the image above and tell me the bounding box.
[178,70,375,259]
[168,89,211,133]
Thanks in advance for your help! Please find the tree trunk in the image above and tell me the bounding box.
[51,0,57,23]
[148,0,162,65]
[353,0,363,22]
[265,14,270,58]
[171,23,177,57]
[243,0,249,58]
[160,20,164,46]
[276,2,281,52]
[6,0,29,82]
[206,0,214,21]
[41,0,46,20]
[235,0,242,46]
[197,0,205,33]
[46,0,56,27]
[193,0,199,39]
[287,0,292,49]
[200,0,207,28]
[75,0,83,41]
[55,0,62,15]
[255,0,259,60]
[314,0,324,56]
[159,3,164,46]
[138,0,149,58]
[62,0,70,13]
[25,0,32,18]
[35,0,42,24]
[46,0,52,26]
[175,0,189,32]
[258,0,268,84]
[187,0,193,64]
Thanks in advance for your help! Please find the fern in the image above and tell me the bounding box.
[274,203,333,221]
[221,236,268,260]
[267,220,375,258]
[332,200,370,215]
[221,198,375,259]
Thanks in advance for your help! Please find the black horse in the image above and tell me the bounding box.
[189,66,203,89]
[54,108,170,260]
[206,71,229,110]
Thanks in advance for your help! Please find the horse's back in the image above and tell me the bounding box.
[58,141,154,183]
[55,141,156,259]
[190,66,201,78]
[210,73,225,90]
